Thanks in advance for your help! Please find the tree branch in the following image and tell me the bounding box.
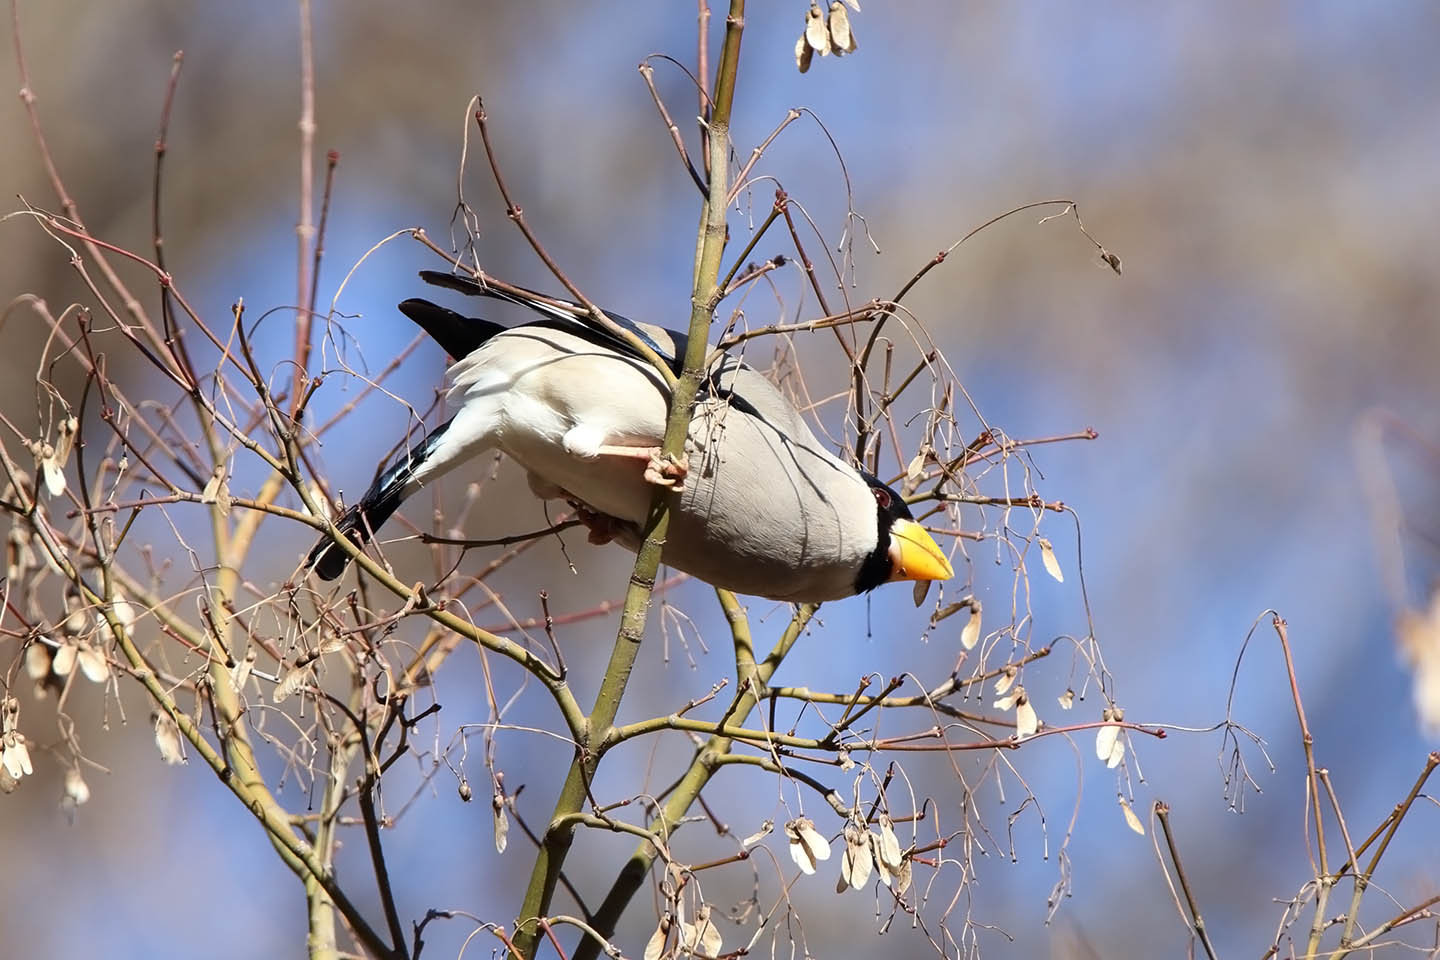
[509,9,747,956]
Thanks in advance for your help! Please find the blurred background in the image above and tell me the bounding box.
[3,2,1438,958]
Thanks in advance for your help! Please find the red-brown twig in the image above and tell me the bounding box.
[291,0,317,415]
[1153,801,1221,960]
[308,149,339,340]
[638,60,706,196]
[151,50,198,390]
[726,108,800,206]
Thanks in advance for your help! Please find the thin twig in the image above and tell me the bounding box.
[291,0,317,416]
[307,149,339,339]
[1154,801,1221,960]
[150,50,197,390]
[418,520,585,549]
[726,108,800,206]
[638,60,706,196]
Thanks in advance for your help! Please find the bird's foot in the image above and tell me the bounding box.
[571,501,624,545]
[587,442,689,491]
[643,450,689,491]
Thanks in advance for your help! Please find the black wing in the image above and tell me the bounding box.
[411,271,766,420]
[417,270,684,377]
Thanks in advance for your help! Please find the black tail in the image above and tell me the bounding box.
[307,419,454,580]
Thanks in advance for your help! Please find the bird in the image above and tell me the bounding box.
[306,270,954,603]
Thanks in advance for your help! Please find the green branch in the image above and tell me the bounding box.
[508,6,747,956]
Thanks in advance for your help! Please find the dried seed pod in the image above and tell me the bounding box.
[24,641,52,682]
[76,641,109,683]
[1,732,33,779]
[903,445,929,494]
[1039,537,1064,582]
[1096,706,1125,767]
[828,1,857,54]
[492,788,510,853]
[61,588,88,636]
[894,856,912,895]
[52,641,78,677]
[230,648,257,694]
[54,415,78,468]
[201,464,232,516]
[876,814,904,871]
[153,712,186,765]
[785,816,832,874]
[691,904,722,958]
[38,441,65,497]
[1015,691,1039,739]
[805,4,829,54]
[1120,797,1145,835]
[961,599,982,650]
[272,665,309,703]
[643,913,671,960]
[839,821,873,890]
[741,819,774,848]
[65,765,91,805]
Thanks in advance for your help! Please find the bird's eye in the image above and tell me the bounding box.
[872,486,891,509]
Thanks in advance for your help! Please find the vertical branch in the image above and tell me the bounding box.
[151,50,198,389]
[1274,616,1331,960]
[291,0,317,415]
[1154,802,1221,960]
[308,150,340,330]
[307,732,348,960]
[696,0,711,178]
[509,4,746,958]
[290,5,344,956]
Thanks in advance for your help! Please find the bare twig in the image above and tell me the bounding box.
[639,60,706,196]
[1154,801,1221,960]
[291,0,318,416]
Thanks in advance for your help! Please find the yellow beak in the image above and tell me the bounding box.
[887,518,954,584]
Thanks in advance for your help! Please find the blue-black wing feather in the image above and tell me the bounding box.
[408,271,765,420]
[416,270,683,376]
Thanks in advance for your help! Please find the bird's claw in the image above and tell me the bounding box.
[572,502,623,545]
[644,450,689,491]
